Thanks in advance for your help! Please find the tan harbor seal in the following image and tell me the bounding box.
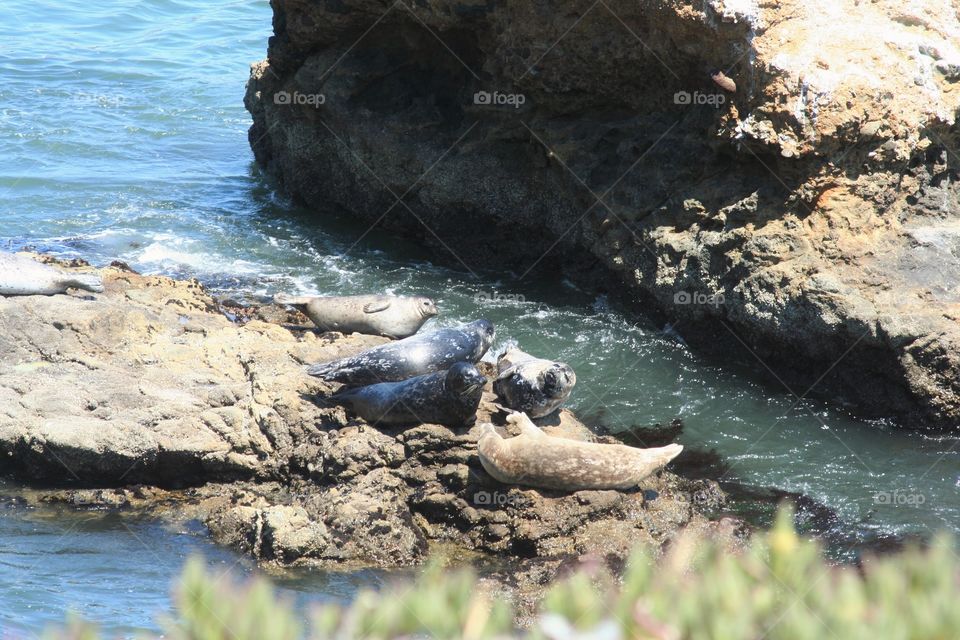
[307,319,495,385]
[477,413,683,491]
[493,347,576,418]
[274,293,437,338]
[0,252,103,296]
[711,70,736,93]
[328,362,486,427]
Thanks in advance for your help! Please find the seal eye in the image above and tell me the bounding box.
[542,371,559,393]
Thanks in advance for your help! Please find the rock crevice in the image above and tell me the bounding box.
[246,0,960,429]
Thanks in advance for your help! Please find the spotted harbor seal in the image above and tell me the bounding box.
[308,319,495,385]
[477,412,683,491]
[0,252,103,296]
[274,293,437,339]
[493,347,576,418]
[329,362,486,427]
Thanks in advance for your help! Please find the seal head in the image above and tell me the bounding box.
[417,297,438,320]
[445,361,486,400]
[493,348,576,418]
[470,319,496,351]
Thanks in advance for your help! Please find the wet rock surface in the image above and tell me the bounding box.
[0,261,728,591]
[245,0,960,430]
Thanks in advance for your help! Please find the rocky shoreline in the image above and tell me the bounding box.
[0,259,733,597]
[246,0,960,430]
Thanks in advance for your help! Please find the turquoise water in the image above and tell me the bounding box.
[1,0,959,634]
[0,486,388,636]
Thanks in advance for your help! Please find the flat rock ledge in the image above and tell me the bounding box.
[0,259,731,583]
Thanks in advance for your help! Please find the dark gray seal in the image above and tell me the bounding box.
[329,362,486,427]
[492,347,576,418]
[307,319,495,386]
[274,293,437,338]
[478,412,683,491]
[0,252,103,296]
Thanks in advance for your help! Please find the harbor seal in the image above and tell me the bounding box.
[710,69,736,93]
[274,293,437,339]
[307,319,495,385]
[328,362,486,427]
[0,252,103,296]
[492,347,576,418]
[477,413,683,491]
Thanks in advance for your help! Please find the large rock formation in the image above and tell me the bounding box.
[0,258,725,578]
[245,0,960,429]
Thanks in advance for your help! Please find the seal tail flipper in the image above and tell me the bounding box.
[327,387,361,410]
[307,361,338,378]
[274,293,312,306]
[477,423,498,440]
[64,274,104,293]
[645,443,683,469]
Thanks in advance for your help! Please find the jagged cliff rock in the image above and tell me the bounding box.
[0,258,725,578]
[246,0,960,430]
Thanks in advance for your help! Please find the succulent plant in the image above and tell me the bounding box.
[48,508,960,639]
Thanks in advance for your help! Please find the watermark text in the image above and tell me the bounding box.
[473,490,527,507]
[674,91,725,106]
[674,290,725,307]
[474,90,526,109]
[274,91,326,107]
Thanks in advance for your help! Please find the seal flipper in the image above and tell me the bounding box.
[274,293,311,306]
[506,412,544,439]
[494,366,520,382]
[62,274,104,294]
[363,299,392,313]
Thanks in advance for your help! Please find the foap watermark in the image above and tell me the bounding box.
[473,490,527,508]
[274,90,326,107]
[473,90,526,109]
[874,490,926,507]
[474,290,526,304]
[674,290,725,307]
[73,92,124,108]
[673,90,726,106]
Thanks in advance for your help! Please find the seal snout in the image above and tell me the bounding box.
[418,297,439,319]
[447,362,486,396]
[471,319,496,342]
[542,364,575,396]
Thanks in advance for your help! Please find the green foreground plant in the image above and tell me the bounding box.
[48,509,960,639]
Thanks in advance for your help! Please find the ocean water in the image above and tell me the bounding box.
[1,0,959,634]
